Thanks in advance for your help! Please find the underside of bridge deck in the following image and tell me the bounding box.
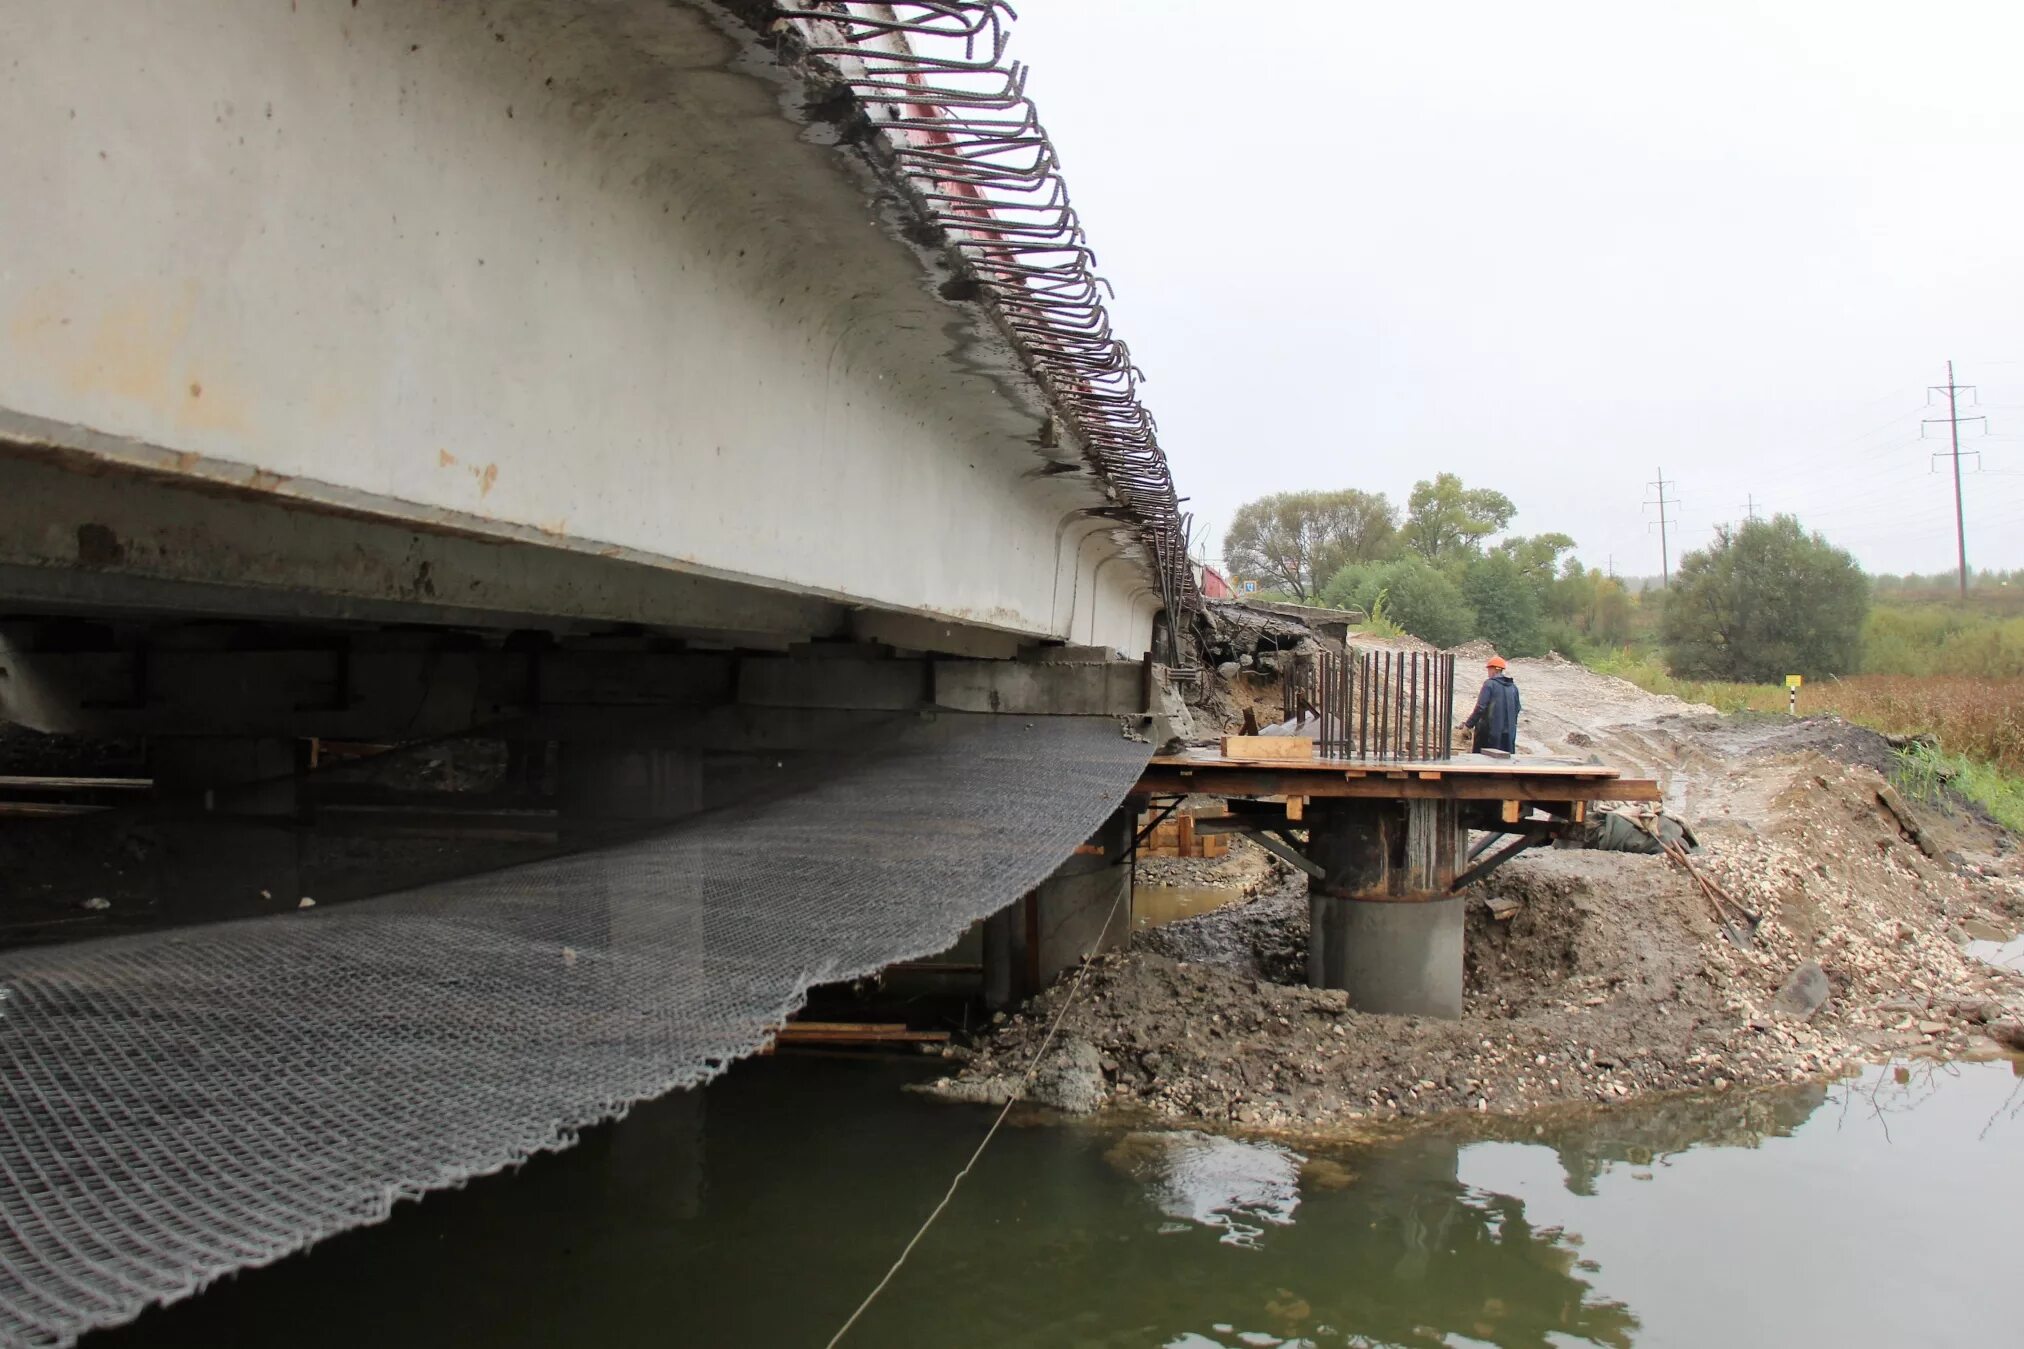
[0,0,1176,663]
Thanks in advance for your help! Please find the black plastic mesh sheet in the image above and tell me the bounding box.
[0,713,1150,1347]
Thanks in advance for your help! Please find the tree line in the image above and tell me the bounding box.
[1223,479,1874,679]
[1221,475,1634,657]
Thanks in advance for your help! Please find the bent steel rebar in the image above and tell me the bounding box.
[773,2,1200,656]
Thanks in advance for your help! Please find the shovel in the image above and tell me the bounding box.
[1634,816,1763,949]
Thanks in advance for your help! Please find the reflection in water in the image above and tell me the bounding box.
[1111,1131,1641,1349]
[94,1056,2024,1349]
[1106,1131,1304,1246]
[1540,1085,1829,1196]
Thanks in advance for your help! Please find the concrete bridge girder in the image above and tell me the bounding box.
[0,625,1161,741]
[0,0,1161,656]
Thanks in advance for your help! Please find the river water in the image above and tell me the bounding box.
[96,1054,2022,1348]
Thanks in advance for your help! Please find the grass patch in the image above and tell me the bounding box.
[1891,741,2024,834]
[1864,602,2024,678]
[1586,650,2024,773]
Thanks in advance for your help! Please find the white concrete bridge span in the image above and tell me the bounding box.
[0,0,1184,661]
[0,9,1203,1339]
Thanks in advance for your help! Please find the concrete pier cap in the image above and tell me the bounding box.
[1305,797,1466,1019]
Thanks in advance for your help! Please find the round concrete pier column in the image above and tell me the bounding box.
[1305,798,1465,1018]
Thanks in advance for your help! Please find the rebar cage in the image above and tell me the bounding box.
[1287,648,1456,762]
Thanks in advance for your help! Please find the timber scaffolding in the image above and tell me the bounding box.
[1127,647,1661,1017]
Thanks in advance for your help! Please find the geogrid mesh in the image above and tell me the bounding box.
[0,712,1150,1348]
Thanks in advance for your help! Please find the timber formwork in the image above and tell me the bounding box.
[1129,750,1663,1016]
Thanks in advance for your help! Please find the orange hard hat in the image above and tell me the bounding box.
[1487,656,1507,670]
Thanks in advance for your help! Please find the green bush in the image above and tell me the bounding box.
[1460,553,1546,656]
[1322,556,1477,648]
[1538,621,1586,658]
[1660,516,1868,681]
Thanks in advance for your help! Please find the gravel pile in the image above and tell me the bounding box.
[925,738,2024,1137]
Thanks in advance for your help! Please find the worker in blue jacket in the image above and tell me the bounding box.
[1462,655,1520,754]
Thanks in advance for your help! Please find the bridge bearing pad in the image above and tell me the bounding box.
[1305,797,1465,1019]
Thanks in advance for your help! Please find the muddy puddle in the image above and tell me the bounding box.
[96,1053,2024,1348]
[1135,883,1250,931]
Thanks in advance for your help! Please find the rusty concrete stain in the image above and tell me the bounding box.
[6,282,75,347]
[433,449,496,498]
[6,280,254,435]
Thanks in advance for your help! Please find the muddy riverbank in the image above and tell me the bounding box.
[927,657,2024,1133]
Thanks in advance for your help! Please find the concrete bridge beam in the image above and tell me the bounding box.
[0,0,1164,657]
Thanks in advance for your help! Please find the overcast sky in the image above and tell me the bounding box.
[1006,0,2024,580]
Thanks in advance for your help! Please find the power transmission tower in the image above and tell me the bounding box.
[1741,495,1760,523]
[1645,470,1679,588]
[1924,359,1984,599]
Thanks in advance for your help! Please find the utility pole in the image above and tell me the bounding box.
[1645,470,1679,588]
[1924,360,1983,600]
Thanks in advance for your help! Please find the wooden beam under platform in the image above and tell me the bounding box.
[1134,761,1661,803]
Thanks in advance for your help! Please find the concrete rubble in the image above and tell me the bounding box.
[927,616,2024,1135]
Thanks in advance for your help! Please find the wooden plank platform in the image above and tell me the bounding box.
[1154,749,1631,777]
[1217,735,1315,762]
[1138,751,1659,804]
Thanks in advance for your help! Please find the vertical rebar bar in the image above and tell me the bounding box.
[1416,655,1432,764]
[1425,654,1436,759]
[1362,651,1372,759]
[1378,650,1389,760]
[1399,655,1408,759]
[1445,655,1455,757]
[1315,653,1326,755]
[1431,654,1440,759]
[1420,653,1431,759]
[1440,655,1452,758]
[1390,652,1401,759]
[1410,654,1421,759]
[1334,652,1345,757]
[1311,655,1321,751]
